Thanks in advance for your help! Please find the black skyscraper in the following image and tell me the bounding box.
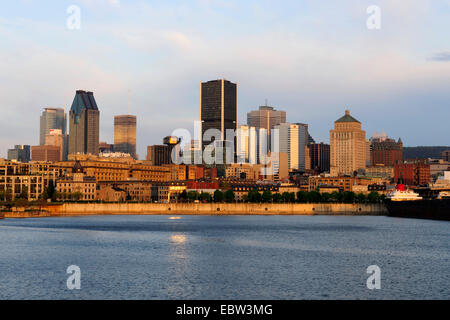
[200,79,237,150]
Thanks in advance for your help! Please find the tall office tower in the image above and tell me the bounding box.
[247,105,286,134]
[68,90,100,156]
[274,123,309,171]
[39,108,66,145]
[370,133,403,166]
[200,79,238,152]
[306,142,330,173]
[237,125,258,164]
[247,105,286,151]
[330,110,366,176]
[114,115,137,159]
[7,145,31,163]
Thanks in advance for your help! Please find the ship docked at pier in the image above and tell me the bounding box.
[384,184,450,221]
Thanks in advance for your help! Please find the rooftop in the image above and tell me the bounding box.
[335,110,360,123]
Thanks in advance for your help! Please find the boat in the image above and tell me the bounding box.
[384,185,450,221]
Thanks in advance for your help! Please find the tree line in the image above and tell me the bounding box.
[178,189,385,204]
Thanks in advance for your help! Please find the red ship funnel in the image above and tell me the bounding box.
[396,184,405,191]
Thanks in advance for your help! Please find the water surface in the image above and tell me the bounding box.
[0,215,448,299]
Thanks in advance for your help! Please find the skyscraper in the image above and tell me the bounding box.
[200,79,237,151]
[330,110,366,176]
[114,115,137,159]
[370,133,403,166]
[247,105,286,135]
[39,108,66,145]
[68,90,100,156]
[275,123,309,171]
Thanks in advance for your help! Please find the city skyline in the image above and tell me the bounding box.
[1,1,449,159]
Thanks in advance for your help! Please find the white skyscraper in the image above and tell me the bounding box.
[274,123,308,171]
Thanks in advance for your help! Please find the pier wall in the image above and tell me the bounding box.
[4,203,387,218]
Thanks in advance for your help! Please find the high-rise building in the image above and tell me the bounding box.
[274,123,309,171]
[40,108,66,145]
[200,79,237,152]
[236,125,258,164]
[330,110,367,176]
[247,105,286,135]
[68,90,100,156]
[247,105,286,152]
[44,129,64,161]
[7,145,31,163]
[114,115,137,159]
[306,142,330,173]
[147,145,171,166]
[370,134,403,166]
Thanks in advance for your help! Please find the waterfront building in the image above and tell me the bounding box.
[330,110,366,176]
[56,162,96,201]
[200,79,237,152]
[308,176,357,192]
[60,154,170,182]
[0,159,46,201]
[394,161,430,186]
[442,150,450,162]
[68,90,100,155]
[162,164,187,181]
[114,115,137,159]
[186,181,219,195]
[97,181,153,202]
[31,145,61,162]
[151,182,187,203]
[274,123,309,171]
[306,143,330,173]
[7,145,31,163]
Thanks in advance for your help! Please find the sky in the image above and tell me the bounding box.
[0,0,449,159]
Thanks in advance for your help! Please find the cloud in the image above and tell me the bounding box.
[428,51,450,62]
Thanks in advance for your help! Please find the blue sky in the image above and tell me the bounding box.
[0,0,449,159]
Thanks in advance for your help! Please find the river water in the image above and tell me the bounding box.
[0,215,448,299]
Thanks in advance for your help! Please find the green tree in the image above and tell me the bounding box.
[262,191,272,203]
[179,190,187,201]
[331,191,343,203]
[307,191,322,203]
[281,192,291,203]
[187,191,199,202]
[248,190,262,203]
[368,191,380,203]
[213,190,224,203]
[321,192,331,203]
[224,190,235,203]
[43,180,56,201]
[343,191,356,203]
[356,193,367,203]
[199,192,212,202]
[296,191,308,203]
[272,193,281,203]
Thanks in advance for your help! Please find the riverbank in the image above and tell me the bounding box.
[2,202,387,218]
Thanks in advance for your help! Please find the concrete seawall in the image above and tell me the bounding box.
[4,203,387,218]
